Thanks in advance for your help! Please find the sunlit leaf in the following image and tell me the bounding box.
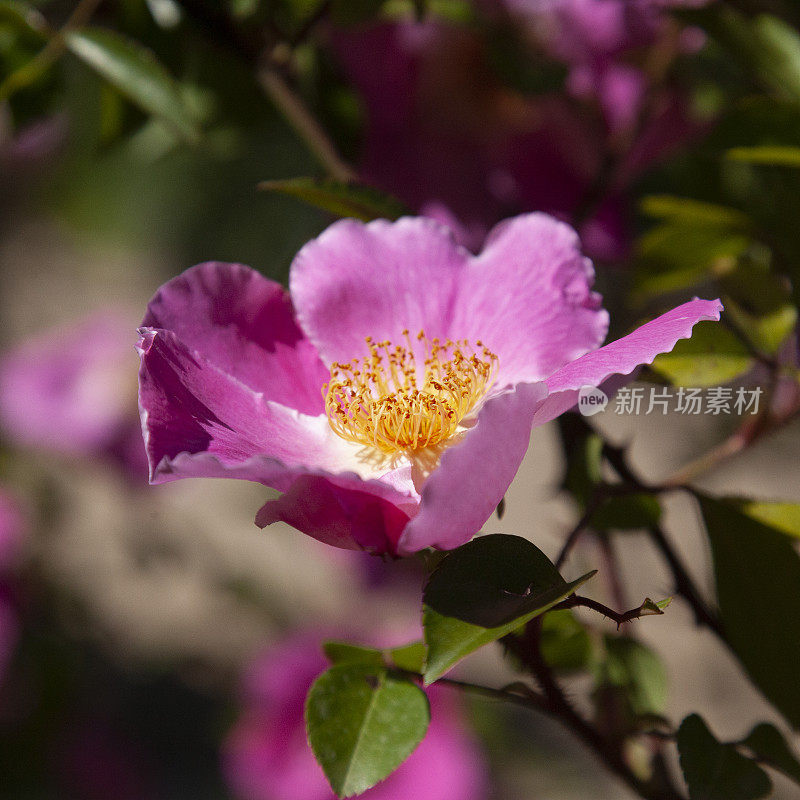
[388,642,426,674]
[324,641,385,668]
[733,500,800,540]
[306,663,430,797]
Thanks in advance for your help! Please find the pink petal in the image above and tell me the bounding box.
[290,214,608,389]
[142,262,329,416]
[137,328,369,486]
[290,217,467,366]
[255,475,412,554]
[533,297,724,425]
[398,381,548,554]
[451,213,609,387]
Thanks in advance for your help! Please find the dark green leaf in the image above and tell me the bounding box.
[324,641,385,668]
[700,497,800,728]
[306,664,430,797]
[424,534,590,628]
[742,722,800,784]
[640,196,751,227]
[259,177,410,222]
[64,28,201,143]
[677,714,771,800]
[651,323,753,387]
[388,642,426,674]
[423,535,596,684]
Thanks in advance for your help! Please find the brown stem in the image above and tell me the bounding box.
[552,594,666,628]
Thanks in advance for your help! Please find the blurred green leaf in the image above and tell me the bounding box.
[742,722,800,784]
[591,494,662,531]
[423,535,595,683]
[599,636,668,717]
[677,714,772,800]
[259,177,410,221]
[557,415,603,507]
[387,642,426,674]
[699,497,800,728]
[640,195,751,227]
[723,300,797,355]
[651,323,753,387]
[539,609,593,672]
[634,222,751,300]
[64,28,202,143]
[727,145,800,167]
[324,641,385,668]
[331,0,387,24]
[733,500,800,540]
[306,663,430,797]
[682,7,800,102]
[0,1,47,40]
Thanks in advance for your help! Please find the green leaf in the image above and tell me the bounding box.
[651,323,753,387]
[423,534,596,683]
[742,722,800,784]
[306,664,430,797]
[387,642,426,674]
[681,7,800,102]
[677,714,771,800]
[64,28,201,143]
[590,494,662,531]
[734,500,800,540]
[633,221,751,300]
[640,195,751,227]
[699,497,800,728]
[727,145,800,167]
[539,609,593,672]
[600,636,668,717]
[258,177,410,222]
[723,300,798,355]
[324,642,385,669]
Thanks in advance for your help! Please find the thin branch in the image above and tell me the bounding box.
[647,524,724,638]
[552,594,669,628]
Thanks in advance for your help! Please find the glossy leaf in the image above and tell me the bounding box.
[258,177,410,221]
[700,497,800,728]
[306,663,430,797]
[423,535,596,684]
[742,722,800,785]
[677,714,771,800]
[64,28,201,143]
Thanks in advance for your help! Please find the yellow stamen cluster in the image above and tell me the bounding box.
[323,330,498,454]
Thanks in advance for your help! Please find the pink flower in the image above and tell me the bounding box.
[222,636,488,800]
[0,309,147,479]
[137,214,721,555]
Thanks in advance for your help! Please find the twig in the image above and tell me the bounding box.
[552,594,668,628]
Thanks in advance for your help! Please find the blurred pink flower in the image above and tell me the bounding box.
[332,17,700,260]
[0,310,147,479]
[222,635,488,800]
[137,214,720,555]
